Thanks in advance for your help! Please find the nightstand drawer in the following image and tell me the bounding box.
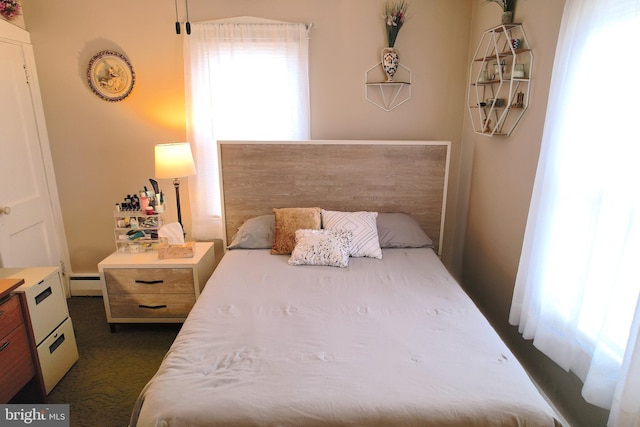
[109,293,195,318]
[0,323,35,403]
[0,294,22,339]
[104,268,194,294]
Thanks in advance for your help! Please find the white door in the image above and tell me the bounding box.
[0,28,67,270]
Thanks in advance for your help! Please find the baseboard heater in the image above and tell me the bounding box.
[69,274,102,296]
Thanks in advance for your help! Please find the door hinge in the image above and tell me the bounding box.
[23,64,31,85]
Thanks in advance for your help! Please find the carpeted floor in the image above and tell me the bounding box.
[47,296,180,427]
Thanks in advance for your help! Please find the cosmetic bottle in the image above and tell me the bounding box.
[139,191,149,211]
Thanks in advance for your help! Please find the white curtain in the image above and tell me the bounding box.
[509,1,640,426]
[183,20,311,240]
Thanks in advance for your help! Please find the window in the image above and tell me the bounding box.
[509,2,640,426]
[183,19,311,240]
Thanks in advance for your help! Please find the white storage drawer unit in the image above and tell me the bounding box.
[0,267,79,393]
[35,317,77,393]
[98,242,216,332]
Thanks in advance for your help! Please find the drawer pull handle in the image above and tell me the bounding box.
[135,280,164,285]
[0,341,10,352]
[139,304,167,310]
[49,334,65,354]
[35,287,53,305]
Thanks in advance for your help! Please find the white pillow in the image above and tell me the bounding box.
[321,210,382,259]
[288,229,352,268]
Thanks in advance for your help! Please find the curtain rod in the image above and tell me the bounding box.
[174,21,313,35]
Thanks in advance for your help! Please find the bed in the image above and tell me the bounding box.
[130,141,562,427]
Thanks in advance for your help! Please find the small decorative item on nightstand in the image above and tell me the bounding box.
[158,241,195,260]
[113,209,164,253]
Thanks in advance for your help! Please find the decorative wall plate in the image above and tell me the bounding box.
[87,50,135,102]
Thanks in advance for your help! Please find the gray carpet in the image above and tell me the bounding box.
[47,296,180,427]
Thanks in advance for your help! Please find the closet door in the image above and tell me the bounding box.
[0,22,68,273]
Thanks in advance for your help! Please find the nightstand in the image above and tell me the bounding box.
[98,242,215,332]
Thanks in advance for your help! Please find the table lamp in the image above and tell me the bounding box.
[154,142,196,230]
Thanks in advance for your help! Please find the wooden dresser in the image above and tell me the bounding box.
[0,278,46,403]
[1,267,79,394]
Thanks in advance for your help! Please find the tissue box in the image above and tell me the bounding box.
[158,241,195,260]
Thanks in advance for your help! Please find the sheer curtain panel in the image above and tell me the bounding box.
[509,1,640,426]
[184,20,311,240]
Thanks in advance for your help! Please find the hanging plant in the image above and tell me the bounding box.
[483,0,517,24]
[482,0,516,12]
[0,0,21,20]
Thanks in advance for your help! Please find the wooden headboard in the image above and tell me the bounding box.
[218,140,450,254]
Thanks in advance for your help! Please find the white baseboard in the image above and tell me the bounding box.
[530,376,572,427]
[69,274,102,296]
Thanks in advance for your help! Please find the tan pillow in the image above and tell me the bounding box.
[271,207,321,255]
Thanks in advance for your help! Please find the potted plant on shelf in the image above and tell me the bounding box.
[0,0,21,20]
[483,0,516,24]
[381,0,409,82]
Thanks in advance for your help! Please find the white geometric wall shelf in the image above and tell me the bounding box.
[365,63,411,112]
[468,23,533,136]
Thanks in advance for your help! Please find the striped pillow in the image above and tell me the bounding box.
[321,210,382,259]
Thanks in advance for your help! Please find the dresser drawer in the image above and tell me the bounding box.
[0,323,36,403]
[109,293,195,318]
[0,294,22,339]
[104,268,194,294]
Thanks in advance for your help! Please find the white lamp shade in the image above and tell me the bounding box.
[155,142,196,179]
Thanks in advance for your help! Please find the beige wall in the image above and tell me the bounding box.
[18,0,609,424]
[21,0,471,274]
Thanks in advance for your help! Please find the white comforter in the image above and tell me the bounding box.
[131,248,561,426]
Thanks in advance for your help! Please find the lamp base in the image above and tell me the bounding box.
[174,178,186,237]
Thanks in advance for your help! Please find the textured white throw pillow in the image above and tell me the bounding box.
[288,229,352,268]
[321,210,382,259]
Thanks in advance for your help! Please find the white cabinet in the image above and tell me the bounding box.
[0,267,78,394]
[468,23,533,136]
[98,242,215,332]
